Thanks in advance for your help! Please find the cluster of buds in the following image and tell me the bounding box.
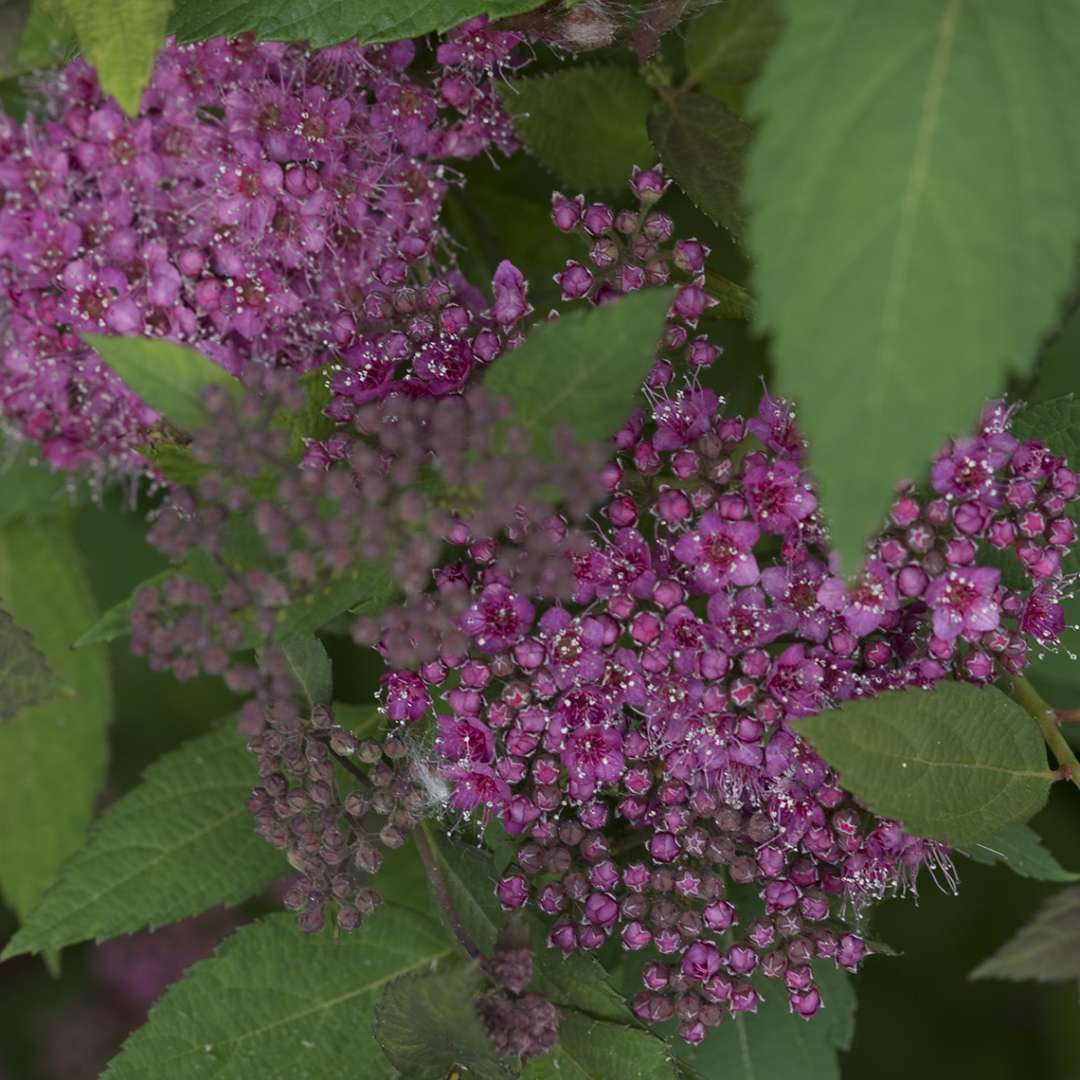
[364,167,1079,1041]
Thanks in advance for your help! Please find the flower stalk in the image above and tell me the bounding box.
[1007,674,1080,795]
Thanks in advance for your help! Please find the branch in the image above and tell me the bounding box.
[1007,674,1080,796]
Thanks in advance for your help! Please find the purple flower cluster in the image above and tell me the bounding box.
[0,22,522,469]
[366,170,1080,1041]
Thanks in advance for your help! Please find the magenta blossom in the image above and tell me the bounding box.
[674,513,760,592]
[460,584,535,651]
[924,567,1001,640]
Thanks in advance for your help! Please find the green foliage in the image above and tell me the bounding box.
[279,635,333,707]
[648,91,750,241]
[484,288,673,460]
[675,964,855,1080]
[101,906,454,1079]
[0,439,77,524]
[971,884,1080,985]
[83,333,241,435]
[0,0,74,77]
[61,0,172,115]
[271,558,400,641]
[798,681,1054,845]
[375,963,510,1079]
[170,0,542,47]
[498,64,656,194]
[0,609,66,720]
[522,1014,675,1080]
[960,823,1079,882]
[1,724,284,960]
[0,518,112,923]
[746,0,1080,572]
[684,0,783,93]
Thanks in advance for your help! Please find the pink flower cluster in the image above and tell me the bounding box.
[371,170,1079,1041]
[0,22,521,468]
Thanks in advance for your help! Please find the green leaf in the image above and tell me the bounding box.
[746,0,1080,572]
[684,0,784,92]
[101,905,454,1079]
[83,333,241,435]
[421,826,636,1026]
[522,1014,675,1080]
[0,438,76,524]
[62,0,172,115]
[960,822,1079,882]
[170,0,543,48]
[498,64,656,195]
[0,609,66,721]
[971,884,1080,984]
[14,0,75,73]
[274,558,401,640]
[797,681,1054,845]
[674,965,855,1080]
[0,518,112,923]
[1,724,284,960]
[279,635,332,708]
[0,0,30,76]
[648,91,750,242]
[375,963,509,1079]
[484,289,673,459]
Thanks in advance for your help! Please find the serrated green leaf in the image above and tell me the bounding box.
[421,826,636,1026]
[674,965,855,1080]
[971,884,1080,984]
[684,0,783,92]
[101,905,454,1079]
[0,518,112,923]
[62,0,172,115]
[1,723,284,960]
[498,64,656,195]
[648,92,750,241]
[484,289,672,459]
[273,558,400,640]
[522,1014,675,1080]
[375,963,509,1079]
[961,822,1079,882]
[0,608,66,721]
[279,635,332,708]
[170,0,543,48]
[83,334,241,435]
[746,0,1080,572]
[798,681,1054,845]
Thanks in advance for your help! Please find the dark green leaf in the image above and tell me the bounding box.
[484,289,673,459]
[0,0,30,76]
[101,906,454,1079]
[498,64,656,194]
[375,963,509,1079]
[1,724,284,960]
[83,333,241,434]
[674,965,855,1080]
[0,609,66,721]
[171,0,543,48]
[971,884,1080,984]
[0,518,112,923]
[273,558,400,640]
[522,1013,675,1080]
[746,0,1080,572]
[648,92,750,241]
[279,634,333,708]
[62,0,172,115]
[684,0,783,92]
[421,826,636,1026]
[960,822,1079,882]
[798,681,1053,845]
